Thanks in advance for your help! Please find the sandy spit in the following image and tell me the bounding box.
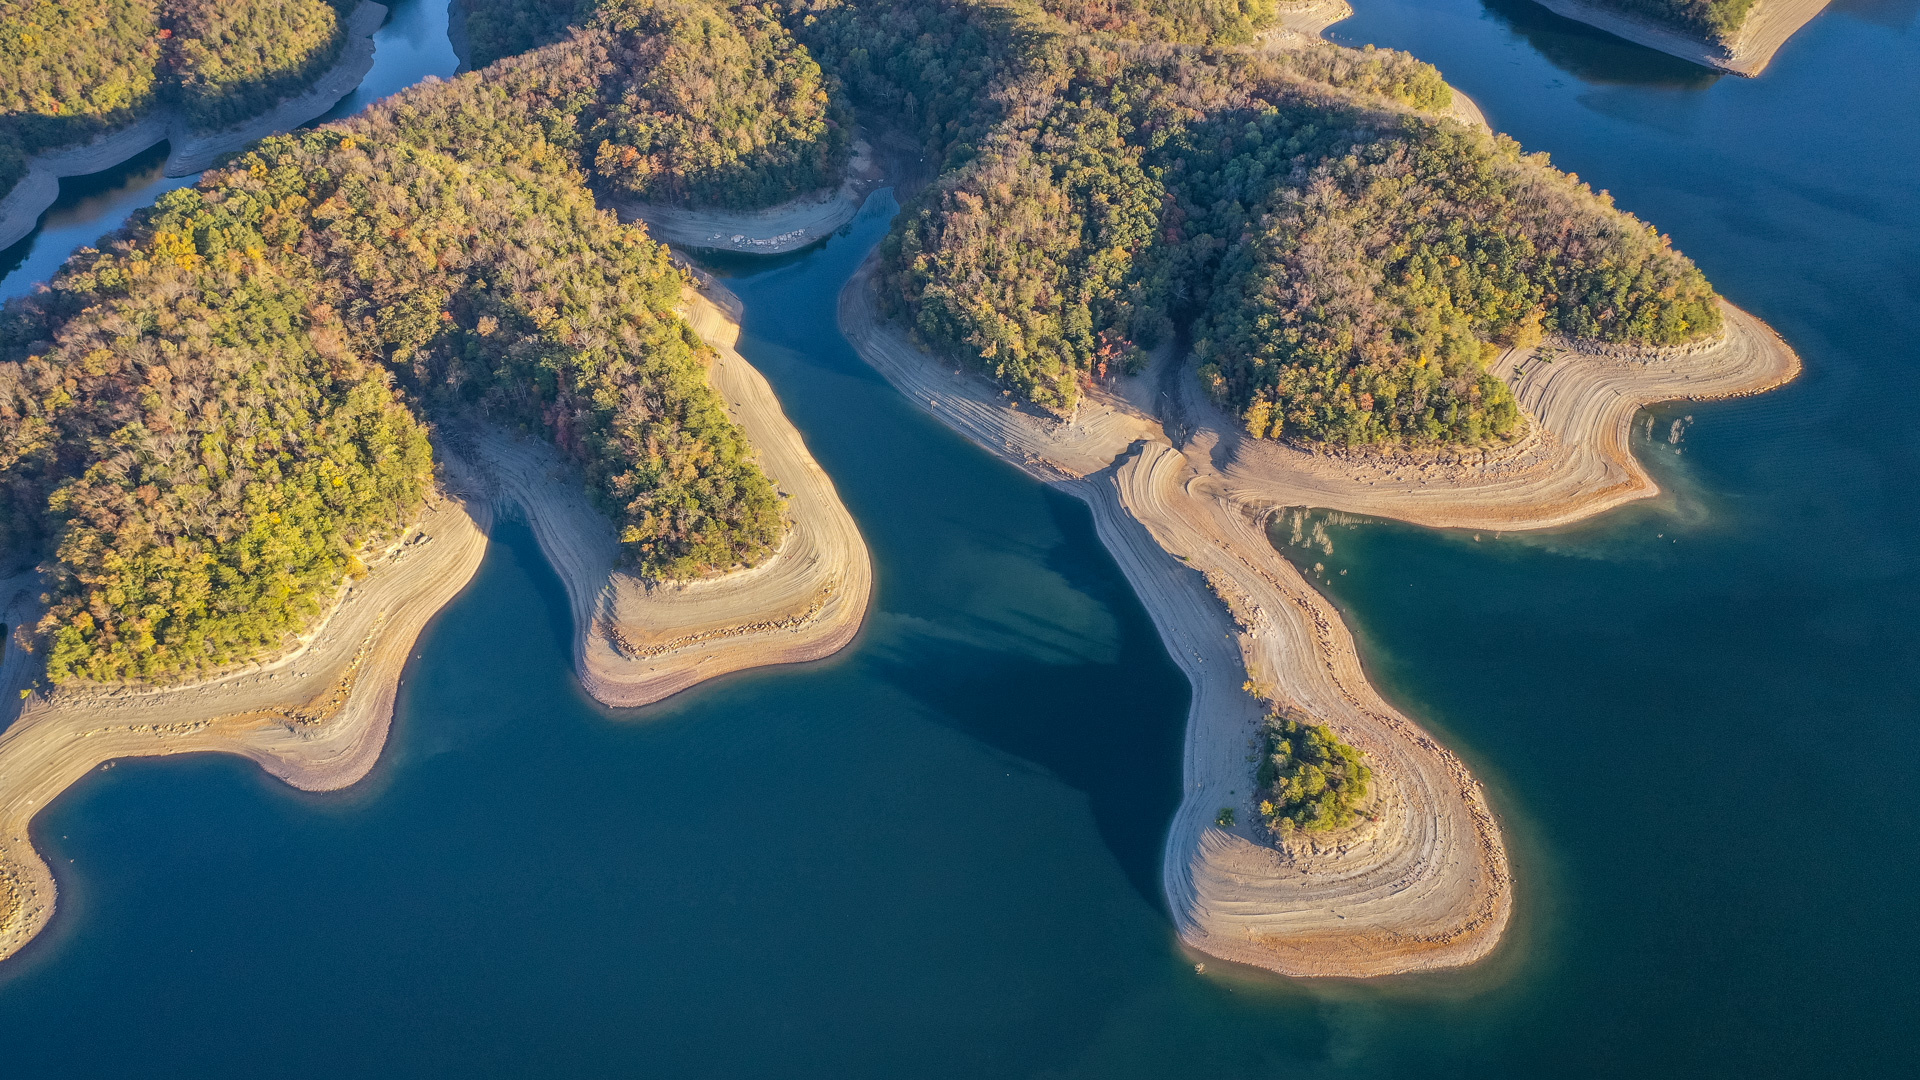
[0,269,871,965]
[460,283,872,710]
[609,139,886,255]
[1256,6,1490,133]
[1531,0,1832,76]
[1214,302,1800,530]
[840,242,1795,975]
[0,1,387,252]
[0,465,491,964]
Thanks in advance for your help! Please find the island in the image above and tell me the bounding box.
[0,0,872,963]
[1528,0,1833,75]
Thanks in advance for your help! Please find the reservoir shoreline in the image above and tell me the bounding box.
[461,284,873,710]
[1528,0,1833,76]
[0,276,873,962]
[836,156,1796,973]
[0,1,391,253]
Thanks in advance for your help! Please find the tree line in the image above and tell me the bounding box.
[1590,0,1758,43]
[0,14,817,685]
[1,0,358,203]
[795,0,1720,447]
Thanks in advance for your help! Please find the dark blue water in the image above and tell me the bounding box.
[1,2,1916,1076]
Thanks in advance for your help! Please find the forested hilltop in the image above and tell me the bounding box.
[792,0,1721,448]
[0,15,815,686]
[0,0,359,202]
[0,0,1728,683]
[461,0,849,208]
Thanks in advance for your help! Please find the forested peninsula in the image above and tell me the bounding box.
[0,0,873,687]
[795,0,1722,448]
[818,0,1794,976]
[1,0,872,963]
[0,0,1800,977]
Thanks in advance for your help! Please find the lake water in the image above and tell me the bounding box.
[1,1,1915,1076]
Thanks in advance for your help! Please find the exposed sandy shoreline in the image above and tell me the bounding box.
[840,228,1796,973]
[461,282,872,709]
[0,1,387,252]
[1272,0,1355,37]
[1257,5,1490,132]
[0,464,490,963]
[0,281,871,963]
[1213,303,1800,530]
[1532,0,1832,76]
[609,140,886,255]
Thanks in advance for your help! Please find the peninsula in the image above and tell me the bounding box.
[808,0,1798,975]
[0,0,872,963]
[1529,0,1833,75]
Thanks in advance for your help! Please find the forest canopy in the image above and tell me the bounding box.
[802,0,1720,447]
[0,25,789,685]
[0,0,359,199]
[1256,711,1372,833]
[2,0,1727,682]
[459,0,851,208]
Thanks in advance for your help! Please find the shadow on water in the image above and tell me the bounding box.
[693,192,1191,909]
[1472,0,1724,87]
[0,141,183,295]
[863,488,1190,908]
[488,507,579,666]
[1830,0,1920,28]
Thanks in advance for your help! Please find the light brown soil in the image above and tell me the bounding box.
[840,241,1796,975]
[1532,0,1833,76]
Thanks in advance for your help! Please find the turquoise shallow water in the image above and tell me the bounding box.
[1,1,1917,1076]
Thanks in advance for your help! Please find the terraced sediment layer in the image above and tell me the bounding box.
[1531,0,1833,76]
[841,237,1796,974]
[1213,302,1800,530]
[0,2,389,252]
[608,139,885,255]
[0,281,874,963]
[464,282,872,709]
[0,468,490,964]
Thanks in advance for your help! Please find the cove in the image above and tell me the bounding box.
[0,1,1913,1076]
